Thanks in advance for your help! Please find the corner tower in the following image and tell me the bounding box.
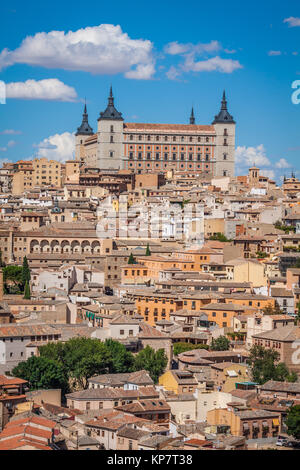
[97,87,124,170]
[212,91,236,178]
[75,103,94,162]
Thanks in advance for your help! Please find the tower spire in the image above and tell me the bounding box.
[221,90,227,110]
[75,101,94,136]
[190,107,195,125]
[108,86,114,106]
[98,86,123,121]
[212,90,235,124]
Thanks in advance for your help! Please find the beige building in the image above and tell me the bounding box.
[210,363,250,393]
[12,161,34,195]
[32,158,64,187]
[12,158,64,195]
[226,257,266,287]
[204,218,225,238]
[206,408,281,439]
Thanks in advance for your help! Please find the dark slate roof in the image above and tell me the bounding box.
[75,104,94,136]
[98,87,123,121]
[212,91,235,125]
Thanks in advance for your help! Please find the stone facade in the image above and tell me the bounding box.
[75,89,236,178]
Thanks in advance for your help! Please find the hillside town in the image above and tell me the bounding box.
[0,89,300,452]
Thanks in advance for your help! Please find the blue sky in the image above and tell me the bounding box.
[0,0,300,180]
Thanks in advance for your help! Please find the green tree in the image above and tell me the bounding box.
[145,244,151,256]
[128,253,137,265]
[293,258,300,269]
[3,265,24,294]
[274,221,295,234]
[256,251,268,259]
[262,303,284,316]
[296,302,300,326]
[104,339,135,374]
[24,281,31,300]
[209,233,230,242]
[248,345,297,385]
[286,405,300,440]
[173,342,209,357]
[12,356,69,394]
[211,336,230,351]
[275,362,298,383]
[0,251,6,268]
[3,265,23,285]
[39,337,113,390]
[134,346,168,383]
[22,256,31,286]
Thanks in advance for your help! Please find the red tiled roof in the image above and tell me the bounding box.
[138,322,168,338]
[0,436,51,451]
[6,415,56,430]
[0,375,28,387]
[124,123,215,133]
[185,439,212,447]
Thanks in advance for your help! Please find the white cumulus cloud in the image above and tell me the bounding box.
[125,63,155,80]
[34,132,75,162]
[6,79,78,101]
[284,17,300,27]
[260,169,275,180]
[164,40,221,56]
[0,24,155,79]
[164,40,242,78]
[235,144,271,167]
[275,158,291,169]
[183,55,242,73]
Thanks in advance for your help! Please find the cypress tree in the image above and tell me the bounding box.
[128,253,136,265]
[22,256,31,286]
[146,243,151,256]
[24,281,31,300]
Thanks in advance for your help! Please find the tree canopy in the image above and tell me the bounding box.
[286,405,300,440]
[133,346,168,383]
[262,303,284,316]
[209,233,230,242]
[211,336,230,351]
[39,337,112,390]
[12,338,168,394]
[12,356,69,394]
[3,258,32,296]
[248,345,297,385]
[104,338,135,374]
